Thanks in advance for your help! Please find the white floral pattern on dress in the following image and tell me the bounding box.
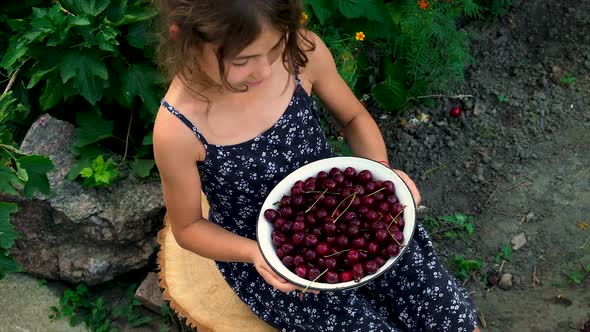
[160,76,478,331]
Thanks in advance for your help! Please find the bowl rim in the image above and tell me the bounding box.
[256,156,416,291]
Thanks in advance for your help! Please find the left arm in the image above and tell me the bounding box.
[304,33,387,162]
[304,31,421,206]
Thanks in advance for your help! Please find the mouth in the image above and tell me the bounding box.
[246,79,264,87]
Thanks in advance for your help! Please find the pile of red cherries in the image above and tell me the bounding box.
[263,167,406,284]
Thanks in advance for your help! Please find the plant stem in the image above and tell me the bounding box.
[120,110,133,166]
[2,67,21,96]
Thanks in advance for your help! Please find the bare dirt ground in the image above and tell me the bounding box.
[377,0,590,330]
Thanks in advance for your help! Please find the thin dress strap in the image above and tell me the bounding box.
[160,99,209,146]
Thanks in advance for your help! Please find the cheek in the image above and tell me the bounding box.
[226,66,252,84]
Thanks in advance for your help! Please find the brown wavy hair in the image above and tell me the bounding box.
[155,0,315,95]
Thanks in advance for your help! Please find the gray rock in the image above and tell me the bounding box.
[511,233,528,251]
[4,114,165,285]
[498,273,513,290]
[135,272,164,313]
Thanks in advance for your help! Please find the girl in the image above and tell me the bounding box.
[153,1,479,331]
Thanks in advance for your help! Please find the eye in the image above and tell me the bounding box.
[231,60,249,67]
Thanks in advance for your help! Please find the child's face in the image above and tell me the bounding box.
[201,22,284,91]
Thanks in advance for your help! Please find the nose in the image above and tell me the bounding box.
[256,57,273,80]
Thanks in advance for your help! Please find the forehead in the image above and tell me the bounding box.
[236,23,283,55]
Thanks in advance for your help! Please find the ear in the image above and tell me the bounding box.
[168,24,180,41]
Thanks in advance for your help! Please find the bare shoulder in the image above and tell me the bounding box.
[298,30,338,85]
[153,105,203,169]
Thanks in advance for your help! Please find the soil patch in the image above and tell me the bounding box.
[376,0,590,330]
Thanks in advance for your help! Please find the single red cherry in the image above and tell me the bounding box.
[450,107,462,118]
[340,271,353,282]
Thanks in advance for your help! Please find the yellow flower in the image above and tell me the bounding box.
[580,222,589,230]
[300,11,309,24]
[355,31,366,41]
[418,0,429,10]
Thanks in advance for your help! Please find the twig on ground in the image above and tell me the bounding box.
[532,266,541,289]
[484,184,500,206]
[412,94,475,100]
[477,311,488,329]
[430,225,462,236]
[424,164,447,175]
[580,235,590,249]
[499,260,506,273]
[506,181,531,192]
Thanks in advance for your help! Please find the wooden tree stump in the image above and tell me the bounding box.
[157,194,276,332]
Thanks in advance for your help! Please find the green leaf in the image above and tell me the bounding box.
[112,7,158,26]
[73,111,114,148]
[336,0,363,19]
[65,16,91,30]
[39,77,64,111]
[80,167,93,178]
[61,0,110,16]
[121,63,163,105]
[132,159,154,178]
[0,202,20,249]
[92,155,105,169]
[386,1,403,25]
[6,19,27,33]
[372,78,407,111]
[0,38,28,71]
[0,250,22,279]
[307,0,333,25]
[129,316,153,327]
[60,51,108,104]
[362,0,388,23]
[0,165,20,195]
[96,24,120,52]
[18,155,54,198]
[142,132,153,145]
[95,172,111,185]
[125,21,153,49]
[27,65,59,89]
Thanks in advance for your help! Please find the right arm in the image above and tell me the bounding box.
[153,113,303,292]
[153,119,257,263]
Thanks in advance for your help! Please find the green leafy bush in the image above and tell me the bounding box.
[303,0,503,112]
[1,0,162,182]
[49,283,154,332]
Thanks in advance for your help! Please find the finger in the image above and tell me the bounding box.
[261,264,287,283]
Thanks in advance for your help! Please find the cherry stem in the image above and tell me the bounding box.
[304,190,340,195]
[332,193,357,222]
[387,206,406,228]
[365,187,386,197]
[386,228,405,247]
[305,189,328,213]
[301,268,329,294]
[324,249,351,258]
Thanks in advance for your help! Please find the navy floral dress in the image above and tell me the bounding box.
[160,76,478,331]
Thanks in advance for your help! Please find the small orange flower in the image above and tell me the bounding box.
[418,0,429,10]
[300,11,309,24]
[355,31,366,41]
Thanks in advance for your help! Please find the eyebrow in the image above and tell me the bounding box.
[233,36,284,60]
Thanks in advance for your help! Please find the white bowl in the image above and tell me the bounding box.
[256,156,416,291]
